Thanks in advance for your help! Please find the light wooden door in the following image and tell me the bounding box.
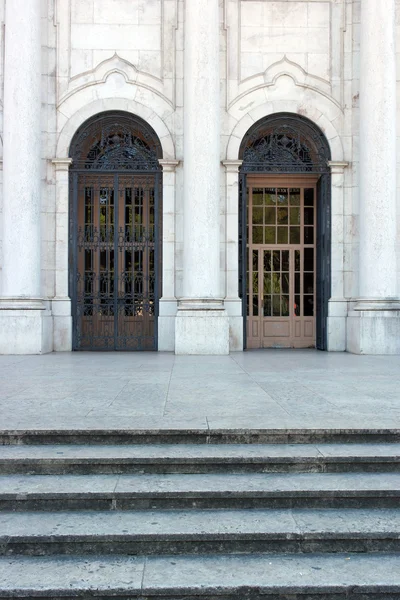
[246,179,317,349]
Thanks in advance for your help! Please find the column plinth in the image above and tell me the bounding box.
[175,0,229,355]
[0,0,52,354]
[347,0,400,354]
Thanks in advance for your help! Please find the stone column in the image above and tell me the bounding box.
[158,159,180,351]
[327,161,348,352]
[0,0,52,354]
[348,0,400,354]
[222,160,243,351]
[52,159,73,352]
[175,0,229,354]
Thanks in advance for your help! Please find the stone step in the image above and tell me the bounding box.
[1,508,399,556]
[0,553,399,599]
[1,428,400,445]
[1,443,399,474]
[1,472,400,511]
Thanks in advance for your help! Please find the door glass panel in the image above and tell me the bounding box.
[304,227,313,244]
[265,227,275,243]
[290,227,300,244]
[277,189,288,205]
[252,188,263,205]
[264,188,276,205]
[277,227,288,243]
[265,207,275,224]
[304,188,314,206]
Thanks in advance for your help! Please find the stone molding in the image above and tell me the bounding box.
[52,158,73,171]
[0,298,45,310]
[159,159,180,172]
[222,160,243,173]
[354,298,400,312]
[328,161,349,174]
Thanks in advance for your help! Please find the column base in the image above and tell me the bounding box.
[175,299,230,355]
[0,298,53,354]
[327,297,348,352]
[52,297,72,352]
[158,299,177,352]
[347,298,400,354]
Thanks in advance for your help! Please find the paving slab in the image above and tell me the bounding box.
[0,351,400,430]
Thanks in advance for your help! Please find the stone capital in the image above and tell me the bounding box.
[52,158,73,172]
[222,160,243,173]
[328,161,349,174]
[159,159,180,172]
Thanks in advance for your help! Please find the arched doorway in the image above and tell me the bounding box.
[69,111,163,350]
[239,113,331,350]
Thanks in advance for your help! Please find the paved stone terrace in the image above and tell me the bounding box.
[0,350,399,431]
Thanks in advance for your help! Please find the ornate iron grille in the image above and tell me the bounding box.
[69,113,162,351]
[239,113,331,350]
[240,113,331,174]
[70,112,162,171]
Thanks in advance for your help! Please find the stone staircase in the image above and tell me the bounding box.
[0,428,399,599]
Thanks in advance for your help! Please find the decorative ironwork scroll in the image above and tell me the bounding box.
[70,111,162,171]
[69,112,162,351]
[239,113,331,174]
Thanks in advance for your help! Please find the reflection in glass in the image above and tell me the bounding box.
[282,295,290,317]
[253,207,263,224]
[277,189,288,205]
[295,250,301,271]
[264,296,272,316]
[273,295,281,316]
[282,250,289,271]
[252,188,263,205]
[253,227,263,244]
[294,295,301,316]
[265,207,275,224]
[290,189,300,205]
[277,208,288,224]
[277,227,288,243]
[290,227,300,244]
[265,227,275,243]
[282,273,289,294]
[264,273,272,294]
[253,295,259,316]
[295,273,300,294]
[264,250,271,272]
[273,251,281,271]
[264,188,276,205]
[290,207,300,225]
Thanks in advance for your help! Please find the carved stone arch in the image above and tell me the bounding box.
[56,98,175,161]
[238,113,332,351]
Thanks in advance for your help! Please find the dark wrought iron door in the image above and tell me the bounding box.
[72,172,160,350]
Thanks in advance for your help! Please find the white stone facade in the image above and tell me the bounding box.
[0,0,399,354]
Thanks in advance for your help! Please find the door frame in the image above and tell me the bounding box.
[244,176,319,349]
[70,170,162,351]
[238,113,332,351]
[240,171,331,350]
